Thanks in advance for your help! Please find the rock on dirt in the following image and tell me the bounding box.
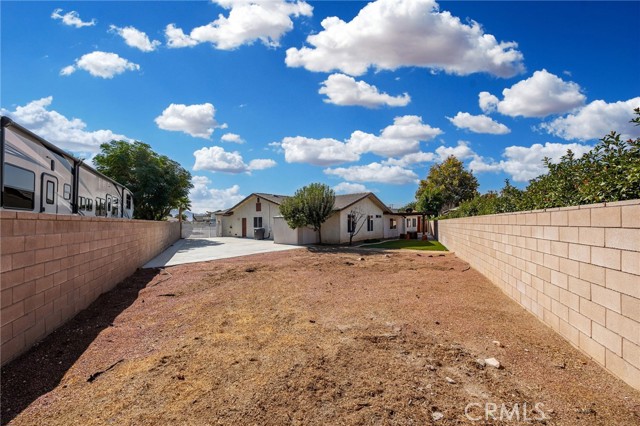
[485,357,502,369]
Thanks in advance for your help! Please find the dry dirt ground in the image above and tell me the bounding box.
[2,247,639,425]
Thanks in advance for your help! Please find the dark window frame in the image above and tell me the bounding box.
[63,184,71,200]
[367,215,374,232]
[253,216,263,228]
[2,163,36,210]
[45,181,55,205]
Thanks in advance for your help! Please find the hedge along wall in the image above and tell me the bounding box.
[438,200,640,390]
[0,211,180,365]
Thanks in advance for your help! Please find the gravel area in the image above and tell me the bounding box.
[2,247,639,425]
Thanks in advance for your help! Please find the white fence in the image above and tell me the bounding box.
[181,222,217,239]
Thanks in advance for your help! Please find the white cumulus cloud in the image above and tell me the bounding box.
[285,0,524,77]
[109,25,161,52]
[51,9,96,28]
[248,158,277,170]
[484,69,586,118]
[221,133,245,143]
[348,115,442,157]
[280,136,359,166]
[61,51,140,79]
[319,73,410,108]
[193,146,276,173]
[382,151,435,167]
[540,97,640,141]
[479,91,499,113]
[333,182,372,194]
[435,140,477,161]
[382,140,476,167]
[189,176,245,213]
[278,115,442,165]
[165,0,312,50]
[155,103,218,138]
[0,97,128,154]
[448,112,510,134]
[469,142,593,182]
[165,24,199,48]
[324,162,418,185]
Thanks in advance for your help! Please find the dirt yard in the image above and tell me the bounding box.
[2,248,639,425]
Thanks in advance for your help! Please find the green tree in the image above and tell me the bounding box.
[496,179,524,213]
[280,183,335,244]
[523,109,640,209]
[176,196,191,223]
[416,184,444,216]
[93,140,193,221]
[416,156,479,214]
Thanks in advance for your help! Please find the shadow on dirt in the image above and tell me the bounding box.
[0,268,159,425]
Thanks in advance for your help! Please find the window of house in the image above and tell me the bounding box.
[390,218,397,230]
[254,217,263,228]
[2,164,35,210]
[347,214,355,233]
[367,215,374,232]
[412,218,417,227]
[45,181,55,205]
[406,218,411,228]
[63,184,71,200]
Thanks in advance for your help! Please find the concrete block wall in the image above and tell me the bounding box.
[0,211,180,365]
[438,200,640,390]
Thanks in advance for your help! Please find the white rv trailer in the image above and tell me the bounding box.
[1,116,134,218]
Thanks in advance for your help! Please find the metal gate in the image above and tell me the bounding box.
[181,222,217,239]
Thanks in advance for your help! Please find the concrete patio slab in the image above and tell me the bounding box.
[143,237,303,268]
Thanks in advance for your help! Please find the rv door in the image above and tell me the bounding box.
[41,173,58,214]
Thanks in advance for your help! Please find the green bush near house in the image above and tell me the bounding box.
[363,239,448,251]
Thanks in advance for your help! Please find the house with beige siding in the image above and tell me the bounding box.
[215,193,285,239]
[216,191,431,245]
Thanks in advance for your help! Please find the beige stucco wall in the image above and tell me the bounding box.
[325,198,385,244]
[438,200,640,390]
[0,211,180,365]
[219,195,281,239]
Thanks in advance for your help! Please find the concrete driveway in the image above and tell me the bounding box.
[143,237,303,268]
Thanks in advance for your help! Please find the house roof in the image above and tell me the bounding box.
[254,193,288,205]
[333,192,393,213]
[217,191,393,215]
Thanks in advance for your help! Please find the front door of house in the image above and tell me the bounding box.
[241,218,247,237]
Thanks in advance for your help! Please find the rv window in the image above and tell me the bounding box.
[112,198,119,215]
[2,164,35,210]
[126,194,132,209]
[46,181,55,204]
[96,198,105,216]
[87,199,93,212]
[79,196,85,210]
[107,198,112,214]
[63,184,71,200]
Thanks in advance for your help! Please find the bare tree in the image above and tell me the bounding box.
[347,208,367,246]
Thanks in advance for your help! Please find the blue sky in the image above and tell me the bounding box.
[2,0,639,212]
